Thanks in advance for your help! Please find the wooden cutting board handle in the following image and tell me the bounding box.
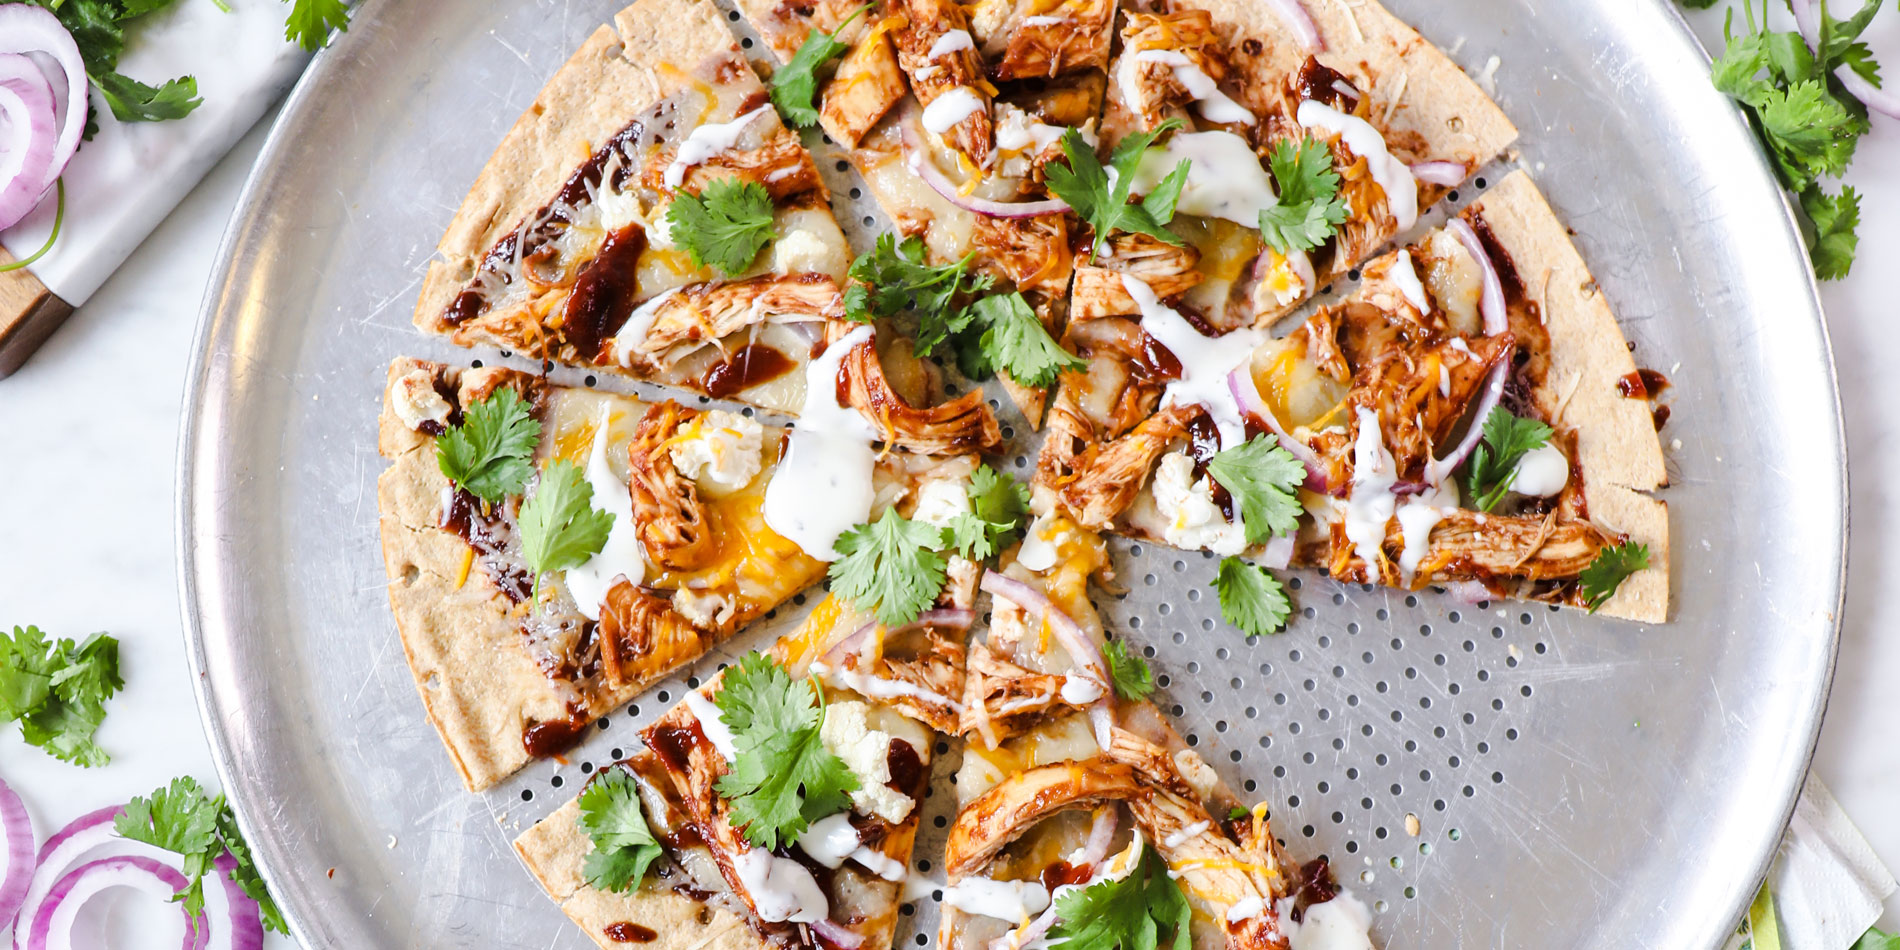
[0,250,74,379]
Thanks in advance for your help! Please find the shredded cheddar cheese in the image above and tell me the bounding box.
[455,546,474,589]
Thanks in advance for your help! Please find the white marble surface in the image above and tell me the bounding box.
[1,7,1898,947]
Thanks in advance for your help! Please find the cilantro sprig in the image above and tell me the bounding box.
[767,4,871,127]
[1205,436,1306,545]
[578,767,665,892]
[1579,541,1649,613]
[1706,0,1886,278]
[436,387,542,504]
[518,458,615,590]
[829,508,949,627]
[967,292,1087,388]
[283,0,353,52]
[945,464,1032,561]
[1461,407,1555,513]
[1213,557,1292,638]
[0,626,122,767]
[1046,847,1192,950]
[844,234,994,355]
[713,653,859,849]
[667,178,777,276]
[1045,118,1192,257]
[1257,135,1349,255]
[1103,639,1154,701]
[115,776,290,935]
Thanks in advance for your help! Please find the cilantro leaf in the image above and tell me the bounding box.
[518,459,615,581]
[94,72,202,122]
[1046,847,1191,950]
[19,0,202,132]
[1677,0,1719,8]
[1855,925,1900,950]
[829,508,948,626]
[1757,80,1860,189]
[768,4,870,127]
[945,464,1032,560]
[843,234,994,360]
[579,767,664,892]
[285,0,352,52]
[713,653,859,849]
[1103,639,1154,701]
[667,178,777,276]
[1257,135,1349,255]
[116,777,290,935]
[1045,119,1189,257]
[0,626,122,767]
[214,808,289,935]
[1801,183,1860,281]
[1579,541,1649,613]
[436,387,542,504]
[970,292,1086,389]
[1461,407,1555,512]
[1205,436,1306,545]
[1213,558,1292,638]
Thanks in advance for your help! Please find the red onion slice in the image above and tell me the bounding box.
[0,778,30,932]
[1225,365,1334,494]
[979,571,1115,746]
[1409,160,1467,187]
[810,917,865,949]
[27,856,200,950]
[1258,534,1295,570]
[0,53,57,230]
[902,125,1070,218]
[816,608,976,667]
[1265,0,1323,51]
[13,805,124,950]
[1439,580,1491,605]
[1428,219,1510,484]
[211,853,265,950]
[0,5,87,195]
[1788,0,1900,119]
[1076,808,1118,870]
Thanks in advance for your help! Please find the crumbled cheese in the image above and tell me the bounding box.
[669,410,764,496]
[672,588,736,629]
[771,227,833,277]
[596,183,645,235]
[1152,452,1247,556]
[820,700,917,824]
[391,368,452,432]
[1015,512,1062,572]
[912,478,973,531]
[1172,749,1220,801]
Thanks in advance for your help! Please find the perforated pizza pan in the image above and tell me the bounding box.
[178,1,1844,948]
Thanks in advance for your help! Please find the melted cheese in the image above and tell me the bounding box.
[1129,130,1277,227]
[1122,274,1266,448]
[1295,100,1418,230]
[763,325,879,559]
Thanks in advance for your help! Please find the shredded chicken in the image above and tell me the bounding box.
[621,275,845,370]
[597,580,708,687]
[1127,781,1287,950]
[1070,235,1203,320]
[890,0,993,165]
[993,0,1115,80]
[1116,11,1230,131]
[643,130,825,202]
[1347,331,1514,483]
[822,23,908,148]
[958,645,1078,747]
[838,336,1003,455]
[1056,404,1196,528]
[972,213,1072,293]
[1332,508,1617,586]
[626,402,717,571]
[942,760,1142,876]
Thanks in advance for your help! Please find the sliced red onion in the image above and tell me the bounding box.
[810,917,865,949]
[1439,581,1491,605]
[0,778,31,932]
[1077,808,1118,870]
[0,53,57,230]
[817,609,976,667]
[28,856,199,950]
[902,125,1070,218]
[0,5,86,195]
[979,571,1114,746]
[1258,534,1294,570]
[1789,0,1900,120]
[1409,160,1467,187]
[1265,0,1323,51]
[13,805,124,950]
[1224,365,1333,494]
[211,853,265,950]
[1428,218,1511,485]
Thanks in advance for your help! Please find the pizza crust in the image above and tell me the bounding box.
[413,0,745,335]
[1469,171,1669,622]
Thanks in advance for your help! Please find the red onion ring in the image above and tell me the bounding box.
[0,779,30,931]
[1439,580,1491,605]
[1258,534,1295,570]
[811,917,866,949]
[978,571,1115,747]
[0,53,57,231]
[0,5,86,197]
[1077,808,1118,870]
[1224,365,1334,494]
[1409,160,1467,187]
[1265,0,1323,51]
[902,125,1070,218]
[13,805,124,950]
[1427,219,1511,485]
[1788,0,1900,120]
[817,609,977,667]
[27,856,200,950]
[211,854,265,950]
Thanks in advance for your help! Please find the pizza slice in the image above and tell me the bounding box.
[411,0,861,415]
[1038,170,1668,623]
[512,465,996,950]
[377,337,998,790]
[945,531,1373,950]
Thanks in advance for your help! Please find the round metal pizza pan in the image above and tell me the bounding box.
[177,0,1846,947]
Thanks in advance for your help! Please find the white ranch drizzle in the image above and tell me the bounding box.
[1389,249,1430,313]
[1510,443,1570,497]
[1129,130,1279,227]
[1274,890,1376,950]
[664,105,772,188]
[1341,406,1398,572]
[1295,100,1418,230]
[1131,50,1255,125]
[734,848,831,923]
[941,878,1051,921]
[609,287,683,367]
[796,813,908,881]
[1394,481,1457,586]
[927,28,974,59]
[563,406,648,621]
[810,661,968,714]
[1161,820,1209,848]
[762,325,879,559]
[922,86,986,134]
[1121,274,1267,448]
[682,691,739,759]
